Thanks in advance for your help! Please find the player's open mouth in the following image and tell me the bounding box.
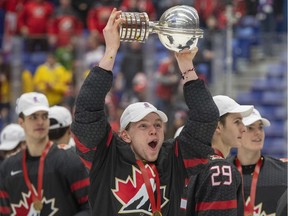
[148,141,157,149]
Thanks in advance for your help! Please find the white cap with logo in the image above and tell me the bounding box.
[120,102,168,131]
[213,95,254,117]
[242,108,271,126]
[15,92,49,116]
[49,105,72,129]
[0,124,25,151]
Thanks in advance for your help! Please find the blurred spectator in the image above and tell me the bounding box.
[154,51,181,133]
[120,72,148,108]
[272,0,285,33]
[256,0,282,56]
[0,123,26,163]
[169,109,187,138]
[0,0,26,52]
[84,33,105,69]
[194,15,220,83]
[21,68,34,93]
[0,53,12,129]
[71,0,93,28]
[17,0,54,52]
[243,0,259,16]
[33,53,72,106]
[48,0,83,49]
[105,91,120,133]
[86,4,113,44]
[120,0,157,20]
[54,43,75,71]
[194,0,226,29]
[118,42,144,95]
[156,0,188,19]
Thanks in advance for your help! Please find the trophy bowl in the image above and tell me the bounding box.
[156,5,203,52]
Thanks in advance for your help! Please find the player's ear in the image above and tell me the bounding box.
[215,121,223,134]
[120,130,132,143]
[18,117,24,127]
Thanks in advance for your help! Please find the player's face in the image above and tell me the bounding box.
[241,120,265,152]
[124,113,165,162]
[220,113,246,148]
[19,111,50,141]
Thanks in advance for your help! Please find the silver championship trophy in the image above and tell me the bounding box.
[120,5,203,52]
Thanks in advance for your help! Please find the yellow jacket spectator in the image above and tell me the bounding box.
[21,69,34,93]
[33,53,72,106]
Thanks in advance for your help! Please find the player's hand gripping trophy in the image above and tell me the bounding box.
[120,5,203,52]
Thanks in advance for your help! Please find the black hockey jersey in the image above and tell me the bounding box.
[179,154,244,216]
[0,144,90,215]
[71,66,219,215]
[228,155,288,215]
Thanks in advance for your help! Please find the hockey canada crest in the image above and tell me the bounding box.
[10,190,58,215]
[112,164,169,215]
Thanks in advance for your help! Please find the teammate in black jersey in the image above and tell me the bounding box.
[71,8,219,216]
[176,95,254,215]
[228,108,288,216]
[0,92,90,215]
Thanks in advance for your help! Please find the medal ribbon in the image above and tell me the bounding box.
[213,148,224,158]
[236,157,263,216]
[22,141,52,203]
[136,160,161,213]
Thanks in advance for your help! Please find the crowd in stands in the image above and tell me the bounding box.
[0,0,286,139]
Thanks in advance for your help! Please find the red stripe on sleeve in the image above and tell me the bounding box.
[196,200,237,211]
[0,207,11,214]
[72,134,96,153]
[71,178,90,192]
[0,191,9,198]
[80,157,92,170]
[184,158,208,168]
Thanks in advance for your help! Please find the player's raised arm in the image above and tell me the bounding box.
[99,8,124,72]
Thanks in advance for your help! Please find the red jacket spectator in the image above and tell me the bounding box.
[120,0,157,20]
[194,0,226,29]
[48,0,83,48]
[48,14,83,47]
[86,5,113,44]
[17,0,54,36]
[0,0,26,13]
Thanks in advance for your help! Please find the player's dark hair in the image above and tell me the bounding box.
[219,113,228,126]
[49,118,69,140]
[19,112,24,119]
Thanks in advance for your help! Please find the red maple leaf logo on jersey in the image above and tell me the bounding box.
[112,164,169,215]
[245,197,275,216]
[10,189,58,215]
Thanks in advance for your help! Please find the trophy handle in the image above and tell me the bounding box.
[120,12,151,43]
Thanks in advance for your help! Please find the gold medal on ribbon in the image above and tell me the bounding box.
[33,199,43,211]
[152,211,162,216]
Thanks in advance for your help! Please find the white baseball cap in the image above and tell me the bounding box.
[242,108,271,126]
[120,102,168,131]
[49,105,72,130]
[15,92,49,116]
[213,95,254,117]
[0,124,25,151]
